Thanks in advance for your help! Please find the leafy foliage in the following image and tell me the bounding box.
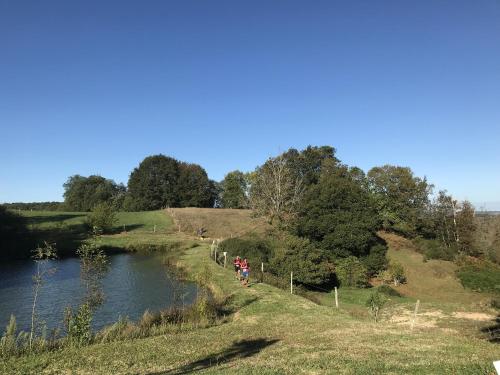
[63,175,125,212]
[366,290,387,322]
[269,234,331,285]
[86,202,117,234]
[296,165,381,259]
[456,259,500,294]
[127,154,216,210]
[367,165,432,236]
[220,170,248,208]
[335,256,368,287]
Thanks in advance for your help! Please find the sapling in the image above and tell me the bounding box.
[30,242,57,350]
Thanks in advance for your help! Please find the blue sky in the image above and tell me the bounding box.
[1,1,499,209]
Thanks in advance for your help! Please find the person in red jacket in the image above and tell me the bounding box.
[233,256,241,279]
[240,258,250,286]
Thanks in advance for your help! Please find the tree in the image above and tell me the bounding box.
[221,170,248,208]
[127,155,181,210]
[250,154,304,226]
[367,165,433,236]
[177,163,216,207]
[432,193,478,256]
[63,175,124,211]
[269,234,331,285]
[296,166,382,259]
[366,290,387,322]
[127,155,216,210]
[335,256,368,287]
[30,242,57,349]
[86,202,117,234]
[456,201,477,256]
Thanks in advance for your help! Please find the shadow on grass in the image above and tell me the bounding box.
[481,315,500,343]
[149,338,280,374]
[217,295,259,317]
[25,213,87,225]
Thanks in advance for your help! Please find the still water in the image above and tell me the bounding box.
[0,253,197,332]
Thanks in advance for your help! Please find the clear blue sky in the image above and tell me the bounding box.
[1,1,499,209]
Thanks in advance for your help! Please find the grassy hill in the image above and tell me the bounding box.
[4,209,500,374]
[167,207,271,239]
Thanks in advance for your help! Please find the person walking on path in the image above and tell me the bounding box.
[233,256,241,280]
[240,258,250,287]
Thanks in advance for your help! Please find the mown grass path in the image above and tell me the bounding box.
[4,242,500,374]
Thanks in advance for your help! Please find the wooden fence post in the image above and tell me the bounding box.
[223,252,227,268]
[334,287,339,309]
[290,272,293,294]
[411,299,420,330]
[153,225,156,233]
[261,262,264,283]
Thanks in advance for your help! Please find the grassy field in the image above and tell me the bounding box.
[5,209,499,374]
[18,210,191,254]
[168,207,271,239]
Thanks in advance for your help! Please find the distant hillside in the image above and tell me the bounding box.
[379,231,490,305]
[166,208,271,239]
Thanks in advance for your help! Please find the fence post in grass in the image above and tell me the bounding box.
[223,252,227,268]
[261,262,264,283]
[334,287,339,309]
[410,299,420,330]
[123,224,126,233]
[153,225,156,233]
[290,272,293,294]
[214,248,217,264]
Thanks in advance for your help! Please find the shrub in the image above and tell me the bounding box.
[64,303,93,347]
[86,202,117,234]
[456,260,500,294]
[335,256,368,287]
[362,243,388,277]
[269,234,331,285]
[388,262,406,286]
[413,238,457,261]
[366,290,387,322]
[219,236,272,265]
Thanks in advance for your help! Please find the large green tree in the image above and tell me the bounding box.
[177,163,217,207]
[63,175,124,212]
[296,165,382,260]
[220,170,248,208]
[127,154,216,210]
[367,165,433,236]
[127,155,180,210]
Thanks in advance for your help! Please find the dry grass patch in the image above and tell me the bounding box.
[166,208,271,239]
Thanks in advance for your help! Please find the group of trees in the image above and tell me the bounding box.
[62,155,218,212]
[220,145,484,287]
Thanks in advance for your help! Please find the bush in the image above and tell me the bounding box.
[219,236,272,265]
[335,256,368,287]
[456,260,500,294]
[86,202,117,234]
[366,290,387,322]
[413,238,457,261]
[362,243,388,277]
[269,234,331,286]
[64,303,93,347]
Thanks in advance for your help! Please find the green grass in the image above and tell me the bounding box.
[4,236,500,374]
[18,210,185,254]
[5,210,499,374]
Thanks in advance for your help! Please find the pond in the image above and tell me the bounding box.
[0,253,197,333]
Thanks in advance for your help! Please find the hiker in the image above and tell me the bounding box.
[233,256,241,279]
[240,258,250,286]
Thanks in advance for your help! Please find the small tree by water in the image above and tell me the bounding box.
[30,242,57,350]
[65,240,109,346]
